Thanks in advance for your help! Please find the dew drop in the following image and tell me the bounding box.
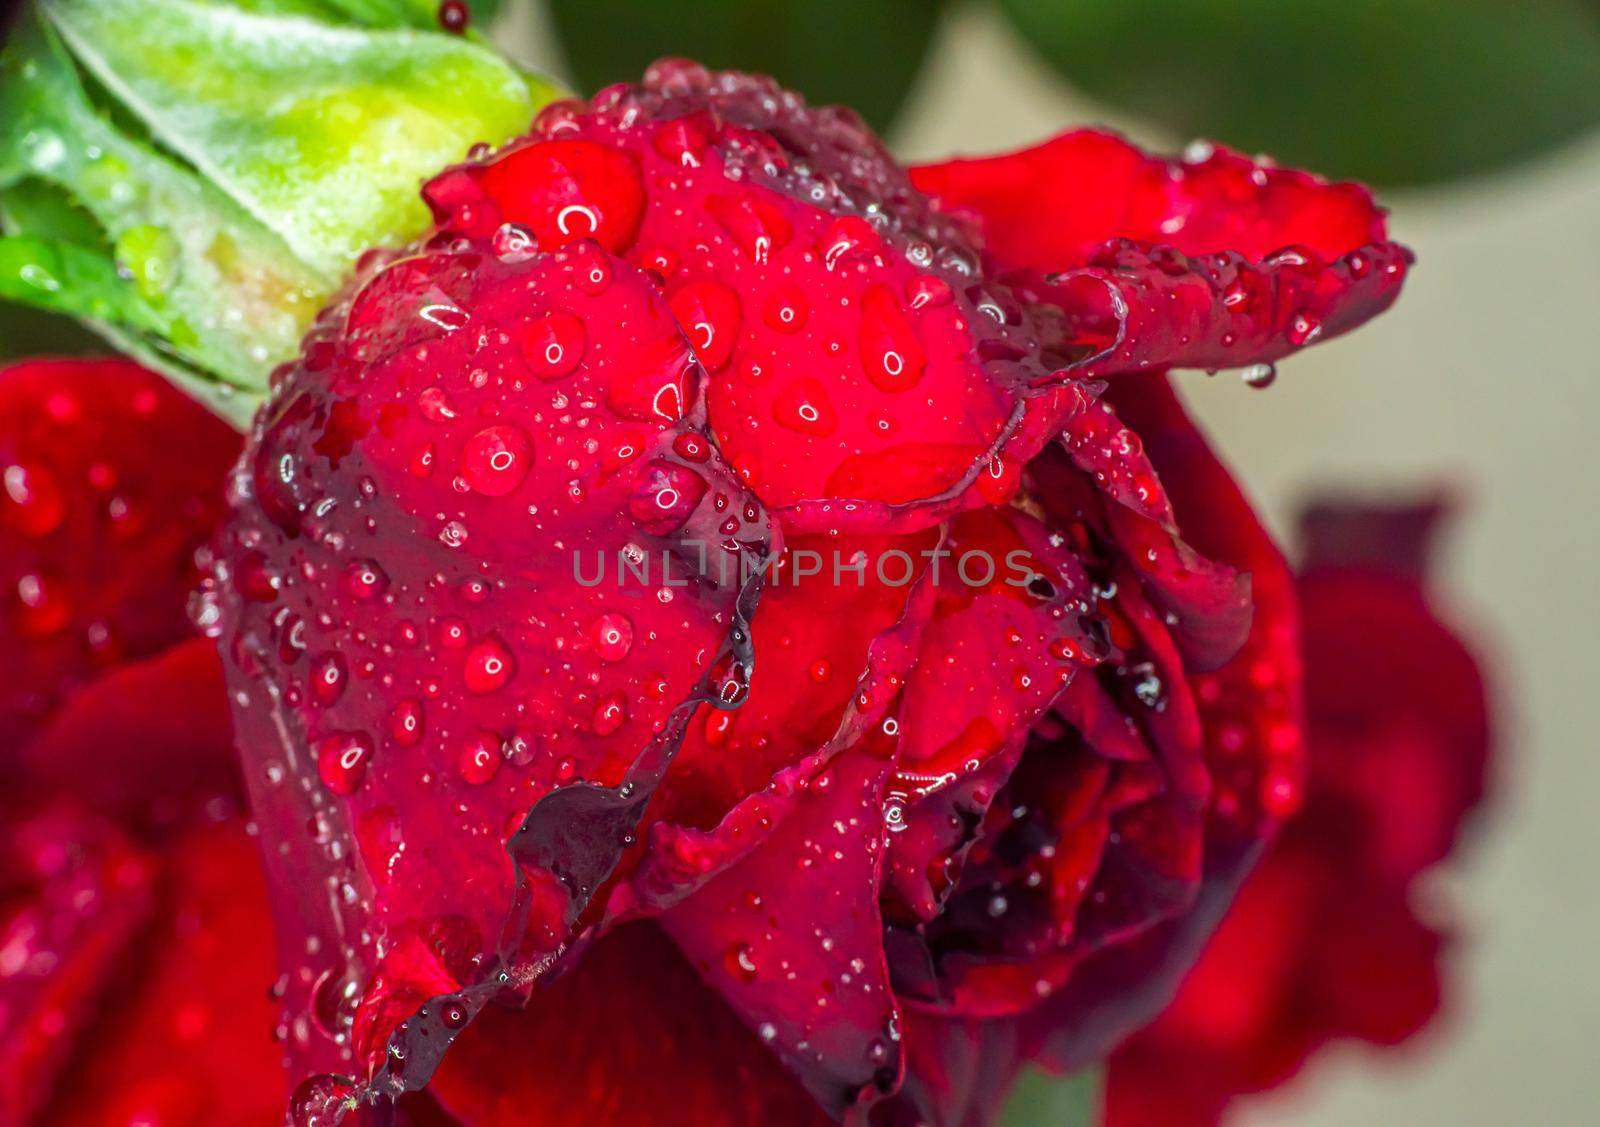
[592,691,628,736]
[591,613,635,662]
[457,730,502,785]
[1240,362,1277,389]
[316,733,373,796]
[521,311,586,381]
[461,424,534,496]
[463,635,516,694]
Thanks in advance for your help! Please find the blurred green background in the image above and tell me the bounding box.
[6,0,1598,364]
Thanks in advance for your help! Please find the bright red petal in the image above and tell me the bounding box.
[912,131,1410,377]
[427,68,1074,534]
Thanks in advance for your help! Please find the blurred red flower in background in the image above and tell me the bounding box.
[0,359,289,1125]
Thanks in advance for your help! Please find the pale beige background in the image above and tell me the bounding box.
[509,5,1600,1121]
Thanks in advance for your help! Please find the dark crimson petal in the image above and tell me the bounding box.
[426,66,1072,533]
[0,806,156,1125]
[0,359,239,757]
[1104,817,1455,1127]
[42,820,286,1127]
[911,130,1411,376]
[1299,496,1448,582]
[1300,874,1445,1049]
[908,735,1200,1018]
[18,638,238,837]
[659,744,903,1116]
[1104,376,1305,841]
[430,922,832,1127]
[1052,395,1249,672]
[214,242,772,1088]
[1103,854,1322,1127]
[884,378,1273,1020]
[1022,374,1303,1068]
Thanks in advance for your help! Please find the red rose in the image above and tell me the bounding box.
[185,62,1408,1123]
[0,49,1417,1127]
[1106,501,1493,1126]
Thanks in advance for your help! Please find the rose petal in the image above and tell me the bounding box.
[219,243,772,1087]
[882,507,1104,925]
[912,130,1411,377]
[1021,374,1303,1069]
[429,922,831,1127]
[1104,497,1494,1125]
[629,529,939,912]
[428,69,1074,533]
[659,745,903,1116]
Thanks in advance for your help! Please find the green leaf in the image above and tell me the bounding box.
[163,0,502,33]
[0,234,262,423]
[998,0,1600,186]
[1002,1066,1102,1126]
[0,177,106,248]
[42,0,554,275]
[0,235,166,330]
[1,11,326,412]
[547,0,947,133]
[0,0,563,422]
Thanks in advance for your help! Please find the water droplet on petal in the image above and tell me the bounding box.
[670,281,742,371]
[762,285,809,333]
[521,312,586,381]
[773,378,837,435]
[458,730,503,785]
[629,459,707,535]
[492,221,539,262]
[310,651,347,705]
[592,691,628,736]
[725,943,759,982]
[343,559,389,600]
[859,285,926,392]
[461,424,534,496]
[591,613,634,662]
[464,635,515,693]
[316,733,373,796]
[1241,362,1277,389]
[391,698,426,746]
